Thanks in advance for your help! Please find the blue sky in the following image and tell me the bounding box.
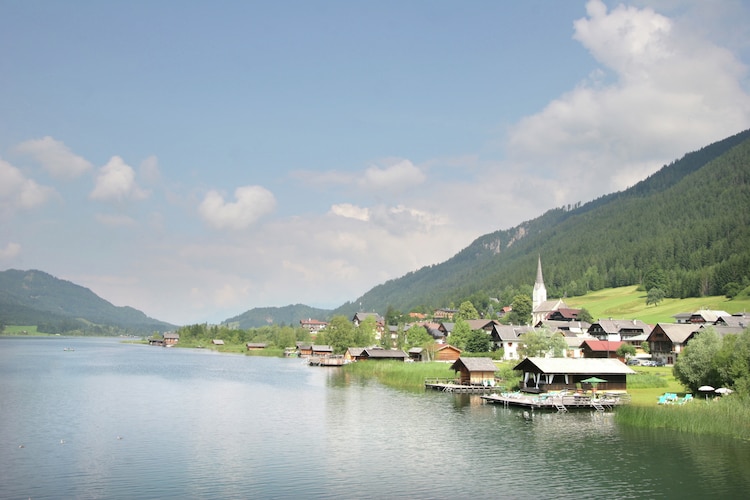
[2,0,749,325]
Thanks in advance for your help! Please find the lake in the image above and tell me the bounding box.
[1,336,749,499]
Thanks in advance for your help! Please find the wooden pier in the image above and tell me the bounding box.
[308,356,345,367]
[481,391,630,412]
[425,378,501,393]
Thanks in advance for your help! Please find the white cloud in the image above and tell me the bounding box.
[198,185,276,230]
[359,159,426,191]
[0,242,22,260]
[90,156,149,202]
[15,136,93,178]
[505,0,750,200]
[0,157,56,214]
[330,203,370,221]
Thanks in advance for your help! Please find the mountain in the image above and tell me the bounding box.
[222,304,332,329]
[329,128,750,317]
[0,269,175,334]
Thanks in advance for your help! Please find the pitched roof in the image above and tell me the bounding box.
[450,357,498,373]
[513,357,635,375]
[362,348,407,359]
[590,319,652,334]
[689,309,731,323]
[648,323,697,343]
[466,319,498,330]
[581,340,624,352]
[534,298,568,313]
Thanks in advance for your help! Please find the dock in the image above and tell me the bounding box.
[308,356,345,367]
[425,378,501,393]
[481,391,630,411]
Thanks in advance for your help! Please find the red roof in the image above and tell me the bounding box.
[581,340,624,351]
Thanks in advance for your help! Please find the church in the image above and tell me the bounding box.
[532,256,568,324]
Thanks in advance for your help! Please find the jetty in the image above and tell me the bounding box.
[308,355,345,367]
[481,391,630,411]
[425,378,500,393]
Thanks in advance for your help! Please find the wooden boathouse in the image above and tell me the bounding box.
[425,357,500,393]
[513,357,635,393]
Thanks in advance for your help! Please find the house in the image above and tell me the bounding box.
[449,357,498,386]
[433,308,457,320]
[489,324,533,361]
[297,343,313,357]
[546,308,583,321]
[351,312,386,340]
[211,339,225,345]
[587,319,652,342]
[311,345,333,357]
[163,332,180,346]
[246,343,267,350]
[688,309,731,324]
[563,336,596,358]
[535,319,590,335]
[434,344,462,362]
[646,323,698,365]
[359,348,408,361]
[466,319,500,332]
[408,347,425,362]
[580,339,624,359]
[344,347,365,362]
[715,313,750,328]
[300,318,328,336]
[513,357,635,392]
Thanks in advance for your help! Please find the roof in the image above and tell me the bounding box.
[466,319,498,330]
[534,298,568,313]
[590,319,652,334]
[648,323,697,343]
[346,347,365,356]
[513,357,635,375]
[163,332,180,339]
[716,314,750,328]
[408,347,423,354]
[312,345,333,352]
[564,336,596,348]
[436,344,462,353]
[581,340,624,352]
[362,348,407,359]
[450,357,498,373]
[246,342,267,348]
[689,309,731,323]
[212,339,225,345]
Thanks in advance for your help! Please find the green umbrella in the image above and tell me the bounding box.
[581,377,607,384]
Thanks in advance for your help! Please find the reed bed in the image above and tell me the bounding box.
[343,361,455,391]
[615,396,750,440]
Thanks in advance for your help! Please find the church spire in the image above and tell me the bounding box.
[532,255,547,313]
[535,254,544,285]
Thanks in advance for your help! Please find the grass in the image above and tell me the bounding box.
[615,396,750,441]
[342,361,456,391]
[565,285,750,324]
[2,325,44,335]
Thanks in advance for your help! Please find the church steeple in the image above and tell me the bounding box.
[532,255,547,312]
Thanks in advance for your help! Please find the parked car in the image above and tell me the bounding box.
[626,359,640,366]
[641,360,656,367]
[653,360,666,367]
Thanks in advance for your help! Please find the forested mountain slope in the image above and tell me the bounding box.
[0,269,175,334]
[222,304,332,329]
[333,129,750,316]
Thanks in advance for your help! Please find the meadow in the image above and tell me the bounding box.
[565,285,750,324]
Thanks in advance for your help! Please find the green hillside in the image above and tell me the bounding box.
[221,304,333,329]
[565,286,750,325]
[0,269,175,335]
[332,129,750,317]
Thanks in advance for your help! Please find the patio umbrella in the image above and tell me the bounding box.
[698,385,715,400]
[715,387,733,395]
[581,377,607,392]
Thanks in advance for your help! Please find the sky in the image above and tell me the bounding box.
[1,0,750,325]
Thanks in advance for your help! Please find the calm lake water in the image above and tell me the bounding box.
[1,336,749,499]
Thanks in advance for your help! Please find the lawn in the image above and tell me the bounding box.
[565,286,750,324]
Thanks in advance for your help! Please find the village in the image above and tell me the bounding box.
[289,258,749,411]
[152,258,748,412]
